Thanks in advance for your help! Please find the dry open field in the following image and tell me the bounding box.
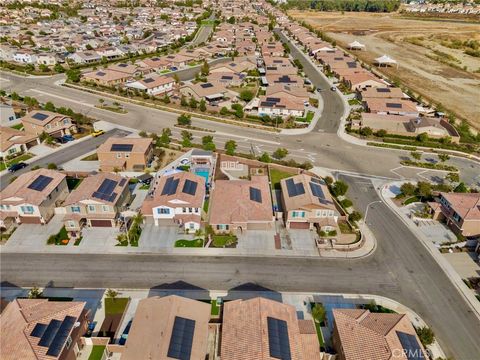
[289,11,480,130]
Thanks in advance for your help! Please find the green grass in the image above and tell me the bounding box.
[212,234,237,248]
[66,178,83,191]
[211,299,220,316]
[0,153,33,171]
[160,69,171,74]
[348,98,362,106]
[47,226,69,245]
[203,198,209,213]
[270,168,294,190]
[338,220,354,234]
[295,111,315,123]
[403,196,421,205]
[74,237,82,246]
[139,184,150,190]
[175,239,204,247]
[81,153,98,161]
[88,345,106,360]
[104,297,129,315]
[314,321,325,347]
[10,123,23,130]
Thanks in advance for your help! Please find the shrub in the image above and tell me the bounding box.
[332,181,348,197]
[349,211,362,222]
[340,199,353,208]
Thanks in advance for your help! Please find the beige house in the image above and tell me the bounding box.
[428,192,480,238]
[208,175,274,233]
[332,309,427,360]
[221,297,321,360]
[121,296,210,360]
[0,126,39,159]
[280,174,339,230]
[21,110,76,137]
[0,169,68,227]
[82,69,132,86]
[62,172,131,237]
[97,137,153,172]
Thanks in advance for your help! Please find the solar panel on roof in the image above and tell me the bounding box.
[266,97,280,103]
[96,71,106,76]
[200,83,213,88]
[161,176,180,196]
[310,177,322,184]
[45,316,77,357]
[310,182,326,199]
[377,88,391,93]
[347,62,357,68]
[386,102,402,108]
[249,187,262,203]
[119,178,127,187]
[93,179,118,201]
[31,323,48,338]
[167,316,195,360]
[111,143,133,152]
[118,63,128,67]
[28,175,53,192]
[31,112,49,121]
[182,179,198,196]
[38,319,62,347]
[267,317,291,360]
[396,331,424,360]
[143,78,155,83]
[221,75,233,80]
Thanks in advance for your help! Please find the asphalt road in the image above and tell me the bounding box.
[0,129,128,189]
[2,175,480,358]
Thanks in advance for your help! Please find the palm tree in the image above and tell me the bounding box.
[311,303,326,324]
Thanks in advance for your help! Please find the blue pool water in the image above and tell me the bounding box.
[195,169,210,185]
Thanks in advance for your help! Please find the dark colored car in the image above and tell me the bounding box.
[8,162,28,172]
[62,134,74,142]
[56,137,68,144]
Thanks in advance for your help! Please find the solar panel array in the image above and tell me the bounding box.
[96,71,106,76]
[396,331,424,360]
[347,62,357,68]
[285,178,305,197]
[92,179,118,202]
[377,88,391,93]
[38,319,62,347]
[119,178,127,187]
[110,143,133,152]
[32,112,49,121]
[310,182,332,205]
[249,187,262,203]
[31,323,48,338]
[221,75,233,80]
[118,63,128,67]
[46,316,77,357]
[167,316,195,360]
[182,179,198,196]
[200,83,213,88]
[161,176,180,196]
[28,175,53,192]
[386,102,402,109]
[267,317,291,360]
[143,78,155,83]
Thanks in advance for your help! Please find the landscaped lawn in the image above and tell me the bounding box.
[88,345,106,360]
[203,198,209,213]
[270,168,295,190]
[10,123,23,130]
[295,111,314,123]
[212,234,237,248]
[47,226,69,245]
[403,196,420,205]
[81,153,98,161]
[211,299,220,316]
[338,220,354,234]
[104,297,129,315]
[175,239,204,247]
[0,153,34,171]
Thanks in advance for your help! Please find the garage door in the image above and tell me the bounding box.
[19,216,42,224]
[90,219,113,227]
[289,221,310,229]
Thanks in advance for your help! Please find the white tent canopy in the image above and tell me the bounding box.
[348,40,366,50]
[374,54,398,68]
[312,46,334,54]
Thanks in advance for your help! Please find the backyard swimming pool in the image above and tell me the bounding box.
[195,168,210,185]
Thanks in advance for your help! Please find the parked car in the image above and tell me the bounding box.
[56,137,68,144]
[304,79,312,85]
[8,162,28,172]
[62,134,74,142]
[91,129,105,137]
[330,86,337,91]
[316,88,323,92]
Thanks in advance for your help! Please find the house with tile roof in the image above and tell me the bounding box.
[62,172,131,236]
[0,169,68,227]
[21,110,76,138]
[0,126,39,159]
[332,309,427,360]
[280,174,340,230]
[141,171,206,231]
[82,69,132,87]
[208,175,274,233]
[121,295,210,360]
[0,298,89,360]
[97,136,153,172]
[221,297,321,360]
[428,192,480,238]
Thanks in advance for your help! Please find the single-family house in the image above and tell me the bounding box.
[280,174,339,230]
[180,82,229,103]
[0,126,39,159]
[358,86,406,100]
[209,175,274,233]
[21,110,76,137]
[124,75,175,96]
[97,136,153,172]
[364,98,419,117]
[0,169,68,227]
[67,51,101,64]
[141,171,205,231]
[82,69,132,86]
[258,94,305,118]
[62,172,131,236]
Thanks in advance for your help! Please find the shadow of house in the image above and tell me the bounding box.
[148,280,210,300]
[225,282,283,303]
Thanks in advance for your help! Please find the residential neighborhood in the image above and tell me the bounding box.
[0,0,479,359]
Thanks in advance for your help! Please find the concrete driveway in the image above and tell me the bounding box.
[79,227,120,250]
[288,229,317,253]
[4,215,63,250]
[139,219,179,250]
[237,230,276,252]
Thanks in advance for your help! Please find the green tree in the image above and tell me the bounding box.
[224,140,237,155]
[438,153,450,162]
[410,151,422,161]
[445,172,459,183]
[158,128,171,146]
[454,182,468,193]
[332,180,348,197]
[400,182,416,196]
[359,126,373,137]
[202,135,214,145]
[203,141,216,151]
[189,97,198,109]
[10,92,20,101]
[239,89,254,102]
[416,181,432,200]
[199,99,206,112]
[311,303,326,324]
[272,147,288,160]
[416,326,435,347]
[324,176,334,185]
[375,129,387,137]
[180,95,188,107]
[44,101,56,112]
[177,113,192,126]
[28,286,43,299]
[231,103,244,118]
[66,68,81,82]
[39,64,49,72]
[220,106,229,115]
[416,132,429,142]
[47,163,57,169]
[54,63,65,73]
[349,211,362,222]
[200,60,209,76]
[258,152,271,163]
[106,288,118,299]
[181,130,193,147]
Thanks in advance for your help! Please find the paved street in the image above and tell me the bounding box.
[2,174,480,359]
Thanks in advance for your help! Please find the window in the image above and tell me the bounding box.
[125,153,130,158]
[88,205,96,212]
[188,207,192,213]
[292,211,305,218]
[182,208,186,213]
[65,336,72,349]
[157,208,170,214]
[452,212,461,222]
[8,116,14,121]
[21,206,34,214]
[8,148,16,154]
[63,119,70,125]
[189,223,195,230]
[71,206,81,213]
[327,210,334,217]
[116,153,122,158]
[102,205,110,212]
[46,124,50,129]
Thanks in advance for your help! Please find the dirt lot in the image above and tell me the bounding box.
[289,11,480,130]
